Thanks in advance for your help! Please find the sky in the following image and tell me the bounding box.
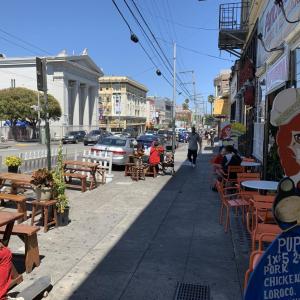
[0,0,234,110]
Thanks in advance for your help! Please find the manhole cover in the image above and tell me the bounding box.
[174,282,210,300]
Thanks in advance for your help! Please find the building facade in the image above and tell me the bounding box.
[213,70,231,117]
[219,0,300,179]
[99,76,148,133]
[149,96,173,128]
[146,97,156,129]
[0,51,102,137]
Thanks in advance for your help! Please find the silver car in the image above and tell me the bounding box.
[91,136,135,166]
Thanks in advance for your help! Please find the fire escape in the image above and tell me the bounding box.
[218,2,250,58]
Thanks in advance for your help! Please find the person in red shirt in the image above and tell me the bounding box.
[0,244,12,300]
[149,141,164,173]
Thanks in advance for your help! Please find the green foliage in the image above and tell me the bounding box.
[5,155,22,167]
[52,143,69,213]
[182,102,189,110]
[30,168,53,188]
[207,94,215,104]
[0,87,62,125]
[231,122,246,134]
[204,114,215,125]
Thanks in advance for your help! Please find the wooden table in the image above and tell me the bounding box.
[63,160,99,190]
[0,211,24,287]
[0,172,32,186]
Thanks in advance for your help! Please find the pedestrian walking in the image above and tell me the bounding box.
[187,127,202,168]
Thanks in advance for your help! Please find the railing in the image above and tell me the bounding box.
[82,149,114,183]
[19,148,68,173]
[219,2,249,31]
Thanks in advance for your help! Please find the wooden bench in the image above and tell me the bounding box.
[0,193,27,222]
[0,224,40,273]
[64,172,87,192]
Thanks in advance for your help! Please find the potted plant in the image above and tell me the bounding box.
[52,143,69,226]
[5,155,22,173]
[30,168,53,201]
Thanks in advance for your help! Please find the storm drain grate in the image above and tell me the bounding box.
[174,282,210,300]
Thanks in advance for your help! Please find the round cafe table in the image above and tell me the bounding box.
[241,180,278,191]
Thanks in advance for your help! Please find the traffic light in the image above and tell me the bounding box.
[36,57,46,91]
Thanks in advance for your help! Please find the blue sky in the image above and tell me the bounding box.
[0,0,234,108]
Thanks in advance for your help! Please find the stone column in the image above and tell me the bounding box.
[67,80,77,126]
[79,83,87,126]
[83,85,89,128]
[88,86,98,127]
[73,82,80,127]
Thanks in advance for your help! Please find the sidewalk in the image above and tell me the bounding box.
[9,144,243,300]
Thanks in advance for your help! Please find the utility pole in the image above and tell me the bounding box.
[37,93,41,144]
[172,43,176,153]
[36,57,51,170]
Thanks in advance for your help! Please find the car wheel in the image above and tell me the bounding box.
[74,139,78,144]
[84,142,88,146]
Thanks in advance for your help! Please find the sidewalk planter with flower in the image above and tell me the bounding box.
[30,168,53,201]
[53,143,70,226]
[5,156,22,173]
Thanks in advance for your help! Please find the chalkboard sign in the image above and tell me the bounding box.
[244,226,300,300]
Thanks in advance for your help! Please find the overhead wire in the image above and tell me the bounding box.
[111,0,186,96]
[128,0,192,98]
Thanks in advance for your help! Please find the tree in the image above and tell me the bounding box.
[208,94,215,115]
[0,87,61,139]
[182,102,189,110]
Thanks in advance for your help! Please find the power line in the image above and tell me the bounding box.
[136,1,217,31]
[128,0,192,98]
[112,0,135,33]
[121,0,191,98]
[0,28,51,55]
[158,37,235,62]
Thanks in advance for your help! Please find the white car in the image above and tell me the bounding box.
[91,136,135,166]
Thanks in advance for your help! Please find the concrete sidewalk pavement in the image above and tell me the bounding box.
[9,143,242,300]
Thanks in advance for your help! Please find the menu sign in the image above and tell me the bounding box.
[244,227,300,300]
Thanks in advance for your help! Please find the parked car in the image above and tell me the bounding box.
[83,129,111,146]
[122,127,138,138]
[62,130,86,144]
[136,134,164,156]
[178,131,189,143]
[91,136,135,166]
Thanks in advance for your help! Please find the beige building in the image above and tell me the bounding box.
[99,76,148,132]
[213,70,231,117]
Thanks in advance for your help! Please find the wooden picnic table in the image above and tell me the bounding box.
[63,160,99,190]
[0,211,24,288]
[0,173,32,186]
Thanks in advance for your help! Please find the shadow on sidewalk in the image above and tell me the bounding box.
[62,151,243,300]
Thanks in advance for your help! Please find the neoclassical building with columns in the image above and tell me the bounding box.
[0,50,103,137]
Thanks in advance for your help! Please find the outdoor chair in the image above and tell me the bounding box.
[250,200,281,251]
[221,165,245,187]
[244,232,277,290]
[216,181,249,233]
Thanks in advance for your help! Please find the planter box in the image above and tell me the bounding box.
[57,208,70,226]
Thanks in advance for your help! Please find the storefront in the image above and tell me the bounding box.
[254,0,300,178]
